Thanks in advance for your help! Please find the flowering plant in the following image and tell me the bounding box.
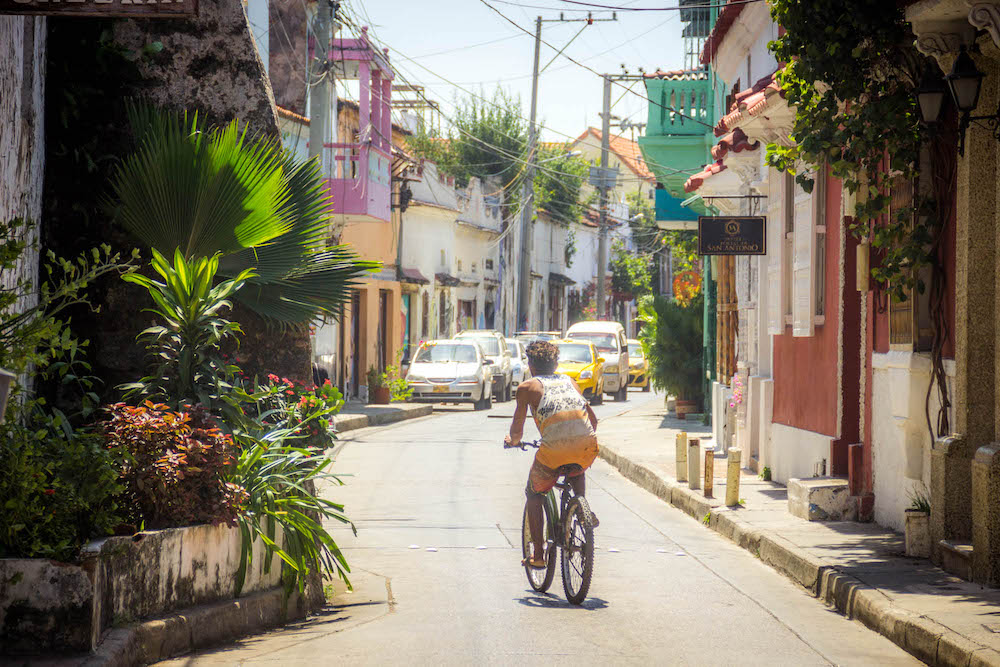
[729,373,744,410]
[251,374,343,448]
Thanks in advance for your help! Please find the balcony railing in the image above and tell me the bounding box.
[323,141,391,223]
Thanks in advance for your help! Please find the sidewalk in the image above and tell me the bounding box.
[599,399,1000,667]
[332,401,433,433]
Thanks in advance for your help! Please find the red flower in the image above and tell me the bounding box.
[286,390,294,396]
[43,489,55,496]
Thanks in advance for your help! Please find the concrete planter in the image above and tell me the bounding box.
[676,399,697,420]
[0,523,284,656]
[370,386,391,404]
[905,509,931,558]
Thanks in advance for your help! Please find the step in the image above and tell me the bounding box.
[787,477,857,521]
[939,540,973,581]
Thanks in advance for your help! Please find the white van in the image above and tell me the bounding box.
[565,321,629,401]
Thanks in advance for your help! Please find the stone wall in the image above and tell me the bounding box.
[0,18,47,372]
[0,524,286,656]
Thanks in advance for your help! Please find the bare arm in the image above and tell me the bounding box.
[504,382,533,446]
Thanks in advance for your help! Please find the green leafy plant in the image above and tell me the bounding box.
[248,374,344,448]
[0,416,123,561]
[638,293,704,403]
[384,366,412,402]
[121,249,254,411]
[231,432,355,595]
[908,486,931,514]
[564,227,577,268]
[702,512,711,525]
[101,401,246,530]
[611,239,653,300]
[111,105,377,325]
[533,145,588,226]
[366,365,385,391]
[759,466,772,482]
[0,218,138,376]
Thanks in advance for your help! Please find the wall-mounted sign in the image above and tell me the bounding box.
[698,216,766,255]
[0,0,196,18]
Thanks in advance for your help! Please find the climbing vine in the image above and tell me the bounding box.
[768,0,956,438]
[767,0,934,300]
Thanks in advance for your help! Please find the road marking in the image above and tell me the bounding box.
[408,544,420,549]
[425,547,438,552]
[607,547,620,553]
[476,545,488,550]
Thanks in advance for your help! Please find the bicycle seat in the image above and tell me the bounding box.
[555,463,584,477]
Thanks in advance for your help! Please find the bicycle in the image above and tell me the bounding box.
[504,439,595,605]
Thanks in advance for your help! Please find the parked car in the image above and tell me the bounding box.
[454,329,513,402]
[554,339,605,405]
[627,338,650,392]
[505,338,531,388]
[565,321,629,402]
[514,331,562,344]
[405,340,494,410]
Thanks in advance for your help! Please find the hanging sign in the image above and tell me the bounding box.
[0,0,197,18]
[698,216,766,255]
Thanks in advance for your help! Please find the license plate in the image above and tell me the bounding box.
[433,385,450,393]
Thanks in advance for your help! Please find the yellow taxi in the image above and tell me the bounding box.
[554,339,605,405]
[627,338,650,392]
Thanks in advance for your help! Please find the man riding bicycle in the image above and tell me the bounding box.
[504,341,599,569]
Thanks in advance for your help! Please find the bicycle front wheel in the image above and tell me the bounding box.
[522,499,556,592]
[561,496,595,605]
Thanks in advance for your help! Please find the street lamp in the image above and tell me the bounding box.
[914,62,948,125]
[941,45,1000,156]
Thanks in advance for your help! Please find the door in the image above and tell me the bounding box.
[378,289,389,371]
[350,291,361,398]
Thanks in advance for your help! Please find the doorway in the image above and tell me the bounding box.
[351,291,361,398]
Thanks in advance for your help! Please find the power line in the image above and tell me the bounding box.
[558,0,763,10]
[477,0,715,129]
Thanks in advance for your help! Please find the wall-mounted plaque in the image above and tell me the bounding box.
[698,216,766,255]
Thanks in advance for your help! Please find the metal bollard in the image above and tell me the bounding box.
[726,447,742,506]
[687,438,700,490]
[704,447,714,498]
[676,432,688,483]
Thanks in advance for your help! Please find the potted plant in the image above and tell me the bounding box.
[367,366,390,404]
[384,365,412,403]
[637,293,704,419]
[905,488,931,558]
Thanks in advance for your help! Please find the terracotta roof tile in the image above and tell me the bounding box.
[711,128,760,160]
[573,127,655,182]
[277,106,310,125]
[714,71,786,136]
[684,160,727,193]
[643,68,709,81]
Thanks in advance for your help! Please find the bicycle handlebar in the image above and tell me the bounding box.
[504,439,540,450]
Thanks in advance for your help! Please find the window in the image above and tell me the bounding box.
[457,299,475,332]
[888,174,923,349]
[457,259,463,272]
[440,249,446,267]
[556,343,594,363]
[485,259,494,271]
[814,167,827,319]
[414,343,477,364]
[472,262,477,273]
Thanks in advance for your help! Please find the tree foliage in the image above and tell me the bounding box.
[406,87,528,195]
[767,0,935,298]
[611,239,652,300]
[638,293,704,403]
[534,144,589,226]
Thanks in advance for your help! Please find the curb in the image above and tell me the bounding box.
[77,588,309,666]
[332,404,433,434]
[598,444,1000,667]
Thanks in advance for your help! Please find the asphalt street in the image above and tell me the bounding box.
[159,390,921,666]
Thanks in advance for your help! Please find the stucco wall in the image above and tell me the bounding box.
[871,352,956,532]
[769,422,834,485]
[772,178,843,437]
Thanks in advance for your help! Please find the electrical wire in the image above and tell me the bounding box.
[558,0,763,10]
[477,0,715,129]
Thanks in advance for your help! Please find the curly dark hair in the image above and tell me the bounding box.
[526,341,559,375]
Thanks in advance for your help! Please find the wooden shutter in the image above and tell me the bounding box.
[766,167,785,334]
[792,177,816,337]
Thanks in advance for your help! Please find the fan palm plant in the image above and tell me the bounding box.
[110,105,378,325]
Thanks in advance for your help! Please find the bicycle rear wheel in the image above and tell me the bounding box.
[560,496,595,605]
[522,500,556,592]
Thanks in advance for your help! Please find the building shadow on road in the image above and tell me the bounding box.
[516,593,609,611]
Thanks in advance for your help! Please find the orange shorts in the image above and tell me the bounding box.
[526,455,586,495]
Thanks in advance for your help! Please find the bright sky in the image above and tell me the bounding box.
[338,0,688,143]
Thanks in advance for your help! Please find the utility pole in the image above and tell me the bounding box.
[516,16,543,332]
[516,12,618,331]
[595,75,612,320]
[309,1,335,182]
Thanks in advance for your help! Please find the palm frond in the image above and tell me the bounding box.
[111,104,293,259]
